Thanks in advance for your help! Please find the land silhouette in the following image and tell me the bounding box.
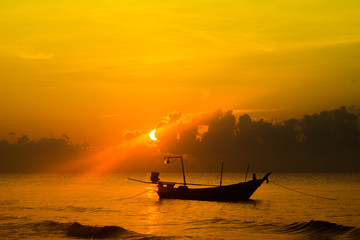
[1,106,359,173]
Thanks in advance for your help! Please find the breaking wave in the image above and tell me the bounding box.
[274,220,360,239]
[31,220,166,239]
[66,222,127,238]
[184,217,360,239]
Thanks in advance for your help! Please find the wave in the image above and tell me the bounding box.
[67,222,129,239]
[3,218,359,239]
[274,220,360,239]
[31,220,167,239]
[185,217,360,239]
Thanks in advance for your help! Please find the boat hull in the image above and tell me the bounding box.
[157,173,270,202]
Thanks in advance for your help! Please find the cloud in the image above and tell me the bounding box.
[15,50,53,60]
[233,106,294,114]
[155,111,183,128]
[121,130,143,141]
[1,45,53,60]
[8,131,16,137]
[153,107,360,172]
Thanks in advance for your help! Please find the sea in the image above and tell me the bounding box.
[1,172,359,240]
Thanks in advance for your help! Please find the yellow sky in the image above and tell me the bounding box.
[1,0,360,145]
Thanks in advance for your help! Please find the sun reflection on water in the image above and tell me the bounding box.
[143,204,161,234]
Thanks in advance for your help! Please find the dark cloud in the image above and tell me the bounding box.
[122,130,143,141]
[8,131,16,137]
[156,106,360,172]
[62,134,70,142]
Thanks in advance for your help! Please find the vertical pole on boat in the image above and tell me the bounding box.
[180,155,186,186]
[245,163,250,182]
[220,161,224,187]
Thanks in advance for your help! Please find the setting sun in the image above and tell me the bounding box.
[149,130,158,141]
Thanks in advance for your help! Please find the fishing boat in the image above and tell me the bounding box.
[129,156,271,202]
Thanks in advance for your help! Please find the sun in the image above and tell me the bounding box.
[149,130,158,141]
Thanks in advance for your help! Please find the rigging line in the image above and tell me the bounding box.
[117,189,154,201]
[269,181,337,200]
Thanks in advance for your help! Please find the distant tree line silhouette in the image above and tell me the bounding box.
[0,106,359,172]
[158,107,360,172]
[0,136,86,172]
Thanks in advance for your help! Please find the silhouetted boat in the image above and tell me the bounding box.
[129,156,271,202]
[156,173,271,201]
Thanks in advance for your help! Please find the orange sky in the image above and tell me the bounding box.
[1,0,360,146]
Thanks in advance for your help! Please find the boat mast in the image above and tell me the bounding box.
[165,155,187,187]
[180,156,186,186]
[245,163,250,182]
[220,161,224,187]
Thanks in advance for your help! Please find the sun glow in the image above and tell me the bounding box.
[149,130,157,141]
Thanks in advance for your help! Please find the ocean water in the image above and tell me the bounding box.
[1,172,359,240]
